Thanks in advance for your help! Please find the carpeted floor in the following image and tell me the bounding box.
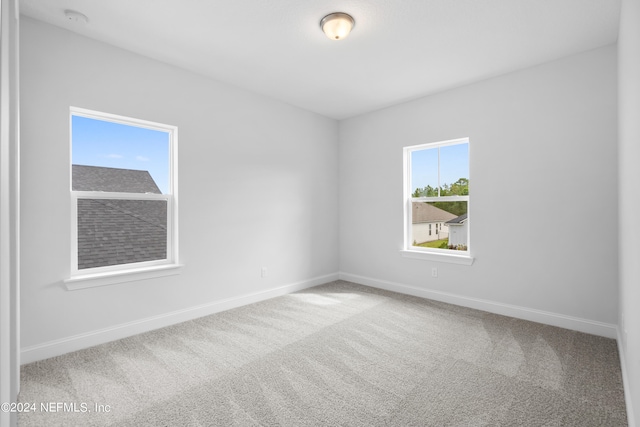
[18,281,627,426]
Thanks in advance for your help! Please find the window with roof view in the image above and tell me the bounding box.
[404,138,469,255]
[70,107,177,275]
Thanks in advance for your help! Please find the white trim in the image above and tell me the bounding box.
[73,191,170,200]
[404,137,471,257]
[400,249,474,265]
[409,136,469,150]
[69,107,179,279]
[64,263,183,290]
[412,195,469,203]
[339,272,617,338]
[1,1,19,424]
[70,106,177,134]
[22,273,339,364]
[617,327,636,427]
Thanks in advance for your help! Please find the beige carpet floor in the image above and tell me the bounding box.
[18,281,627,426]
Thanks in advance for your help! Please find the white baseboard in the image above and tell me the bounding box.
[22,271,619,361]
[339,272,618,339]
[617,327,636,427]
[21,273,339,364]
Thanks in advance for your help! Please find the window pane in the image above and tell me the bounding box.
[72,115,170,194]
[77,199,167,269]
[411,201,467,251]
[411,149,438,197]
[439,143,469,195]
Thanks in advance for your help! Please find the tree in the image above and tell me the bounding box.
[413,178,468,198]
[429,201,467,216]
[413,178,469,216]
[412,185,437,197]
[450,178,469,196]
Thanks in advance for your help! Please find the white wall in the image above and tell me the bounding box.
[339,45,618,332]
[20,18,338,359]
[618,0,640,424]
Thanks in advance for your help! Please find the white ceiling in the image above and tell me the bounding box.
[19,0,621,120]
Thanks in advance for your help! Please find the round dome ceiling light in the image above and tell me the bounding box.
[320,12,355,40]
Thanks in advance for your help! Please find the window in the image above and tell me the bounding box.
[403,137,471,264]
[68,107,179,283]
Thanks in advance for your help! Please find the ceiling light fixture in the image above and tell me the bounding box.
[320,12,355,40]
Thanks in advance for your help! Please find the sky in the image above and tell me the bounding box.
[411,143,468,191]
[72,115,170,194]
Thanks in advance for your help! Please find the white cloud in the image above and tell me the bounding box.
[136,156,150,162]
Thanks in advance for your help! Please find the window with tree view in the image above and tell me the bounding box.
[70,108,177,276]
[404,138,469,254]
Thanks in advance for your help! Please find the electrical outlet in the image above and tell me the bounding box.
[431,267,438,278]
[261,267,268,278]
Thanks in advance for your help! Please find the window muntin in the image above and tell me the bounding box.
[70,108,178,276]
[404,138,469,254]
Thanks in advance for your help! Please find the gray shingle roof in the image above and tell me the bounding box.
[73,165,167,270]
[73,164,161,194]
[77,199,167,269]
[446,213,468,225]
[412,202,457,224]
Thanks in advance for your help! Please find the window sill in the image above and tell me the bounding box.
[64,263,183,291]
[400,250,474,265]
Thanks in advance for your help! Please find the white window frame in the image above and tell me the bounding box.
[401,137,473,265]
[65,107,181,290]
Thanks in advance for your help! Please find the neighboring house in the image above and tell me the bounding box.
[73,165,167,270]
[72,164,162,193]
[411,202,457,244]
[446,213,468,247]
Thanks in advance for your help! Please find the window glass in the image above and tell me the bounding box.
[439,144,469,196]
[77,199,167,269]
[70,109,176,275]
[406,139,469,253]
[410,149,438,197]
[72,115,170,194]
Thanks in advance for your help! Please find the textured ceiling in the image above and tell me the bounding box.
[19,0,621,120]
